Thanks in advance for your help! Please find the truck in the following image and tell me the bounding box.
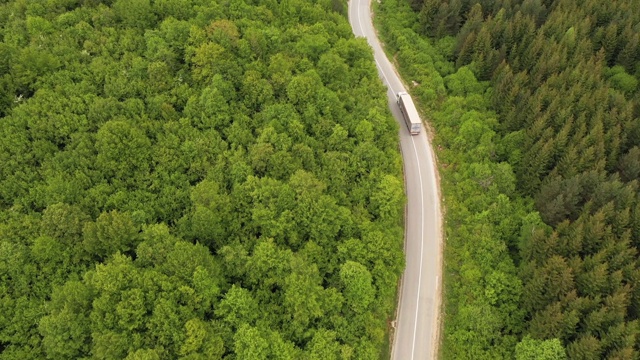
[396,91,421,135]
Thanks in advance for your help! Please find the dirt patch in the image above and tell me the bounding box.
[429,138,445,360]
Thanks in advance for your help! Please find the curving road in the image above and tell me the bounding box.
[347,0,443,359]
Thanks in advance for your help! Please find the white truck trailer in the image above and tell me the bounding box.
[396,92,421,135]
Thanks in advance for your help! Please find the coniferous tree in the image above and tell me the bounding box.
[398,0,640,357]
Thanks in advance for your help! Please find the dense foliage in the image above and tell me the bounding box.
[0,0,406,358]
[377,0,640,358]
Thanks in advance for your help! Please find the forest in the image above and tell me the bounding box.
[0,0,407,359]
[376,0,640,358]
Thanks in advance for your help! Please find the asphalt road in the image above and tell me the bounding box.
[347,1,443,359]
